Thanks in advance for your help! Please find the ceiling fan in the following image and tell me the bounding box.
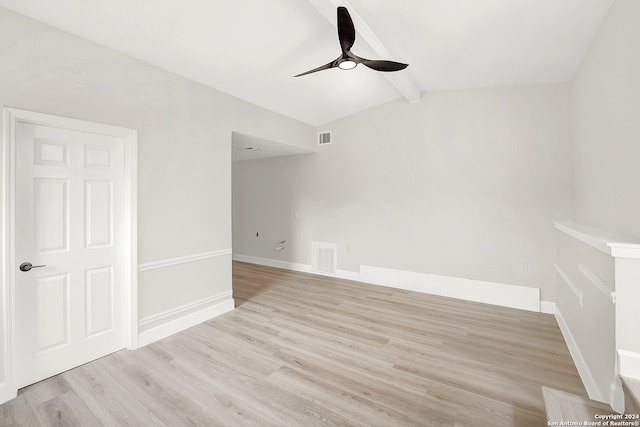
[294,6,408,77]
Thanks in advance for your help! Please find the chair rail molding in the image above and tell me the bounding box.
[577,263,615,304]
[555,264,584,306]
[138,249,232,272]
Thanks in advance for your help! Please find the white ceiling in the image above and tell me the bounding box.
[0,0,613,126]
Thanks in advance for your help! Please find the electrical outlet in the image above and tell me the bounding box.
[521,260,529,270]
[345,243,352,253]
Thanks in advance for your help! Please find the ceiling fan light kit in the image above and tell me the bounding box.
[338,59,357,70]
[295,6,408,77]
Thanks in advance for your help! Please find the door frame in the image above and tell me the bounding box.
[1,107,138,402]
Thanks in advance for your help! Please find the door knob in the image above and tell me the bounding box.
[19,262,46,272]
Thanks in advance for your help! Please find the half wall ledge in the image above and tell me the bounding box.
[554,221,640,384]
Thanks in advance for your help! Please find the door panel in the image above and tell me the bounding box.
[85,266,114,338]
[85,145,112,169]
[15,121,125,388]
[85,180,113,248]
[35,274,70,352]
[35,139,68,166]
[34,178,69,253]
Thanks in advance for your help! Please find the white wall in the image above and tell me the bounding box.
[0,5,314,398]
[571,0,640,238]
[551,0,640,407]
[233,84,573,301]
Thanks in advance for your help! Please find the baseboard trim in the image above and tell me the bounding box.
[610,379,625,413]
[234,255,543,313]
[137,292,234,348]
[554,306,606,403]
[619,350,640,381]
[233,254,311,274]
[232,254,360,281]
[0,383,17,405]
[138,249,232,272]
[360,265,540,312]
[335,269,361,281]
[541,301,556,314]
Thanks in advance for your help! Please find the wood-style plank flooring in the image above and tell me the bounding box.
[1,261,586,426]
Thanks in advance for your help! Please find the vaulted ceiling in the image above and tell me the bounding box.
[0,0,613,126]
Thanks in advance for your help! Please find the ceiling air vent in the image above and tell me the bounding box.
[318,131,332,145]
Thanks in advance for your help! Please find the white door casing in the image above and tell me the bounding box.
[1,108,137,401]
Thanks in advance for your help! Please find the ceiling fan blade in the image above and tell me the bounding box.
[294,60,336,77]
[361,59,409,72]
[294,7,407,78]
[337,6,356,53]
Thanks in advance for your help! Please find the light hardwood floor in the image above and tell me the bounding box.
[1,261,586,426]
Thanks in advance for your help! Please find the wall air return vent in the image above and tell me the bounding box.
[311,242,337,275]
[318,131,332,145]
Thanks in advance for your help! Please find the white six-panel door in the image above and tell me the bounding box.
[14,121,126,388]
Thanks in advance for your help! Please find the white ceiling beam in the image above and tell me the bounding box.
[307,0,422,103]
